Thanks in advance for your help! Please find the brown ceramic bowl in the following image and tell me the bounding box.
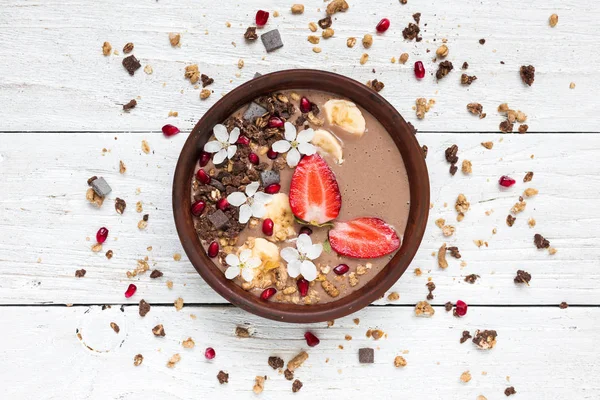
[173,70,429,323]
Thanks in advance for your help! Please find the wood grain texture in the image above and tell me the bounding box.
[1,132,598,305]
[1,0,598,132]
[1,305,598,399]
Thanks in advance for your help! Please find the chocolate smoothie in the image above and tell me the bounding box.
[191,90,410,304]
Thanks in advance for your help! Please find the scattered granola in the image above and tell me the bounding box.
[479,38,486,45]
[184,64,200,84]
[362,34,373,48]
[438,243,448,269]
[167,353,181,368]
[436,44,449,58]
[235,326,251,337]
[287,351,308,371]
[152,324,166,337]
[244,27,258,40]
[139,299,151,317]
[511,201,526,214]
[460,330,472,343]
[360,53,369,65]
[326,0,349,15]
[402,23,421,41]
[322,28,335,39]
[549,247,557,255]
[394,355,407,367]
[514,269,532,285]
[534,233,550,249]
[524,188,538,197]
[346,37,357,48]
[460,371,472,383]
[523,171,534,182]
[105,250,113,259]
[174,297,184,311]
[200,89,211,99]
[308,22,318,32]
[168,32,181,47]
[318,16,333,29]
[123,42,134,54]
[75,269,86,277]
[102,41,112,56]
[461,74,477,85]
[291,4,304,14]
[388,291,400,301]
[472,329,497,350]
[217,371,229,384]
[520,65,535,86]
[133,354,144,366]
[292,379,303,393]
[399,53,409,64]
[284,369,294,380]
[141,140,150,154]
[549,14,559,27]
[110,322,120,333]
[308,35,320,44]
[182,337,195,348]
[436,61,454,80]
[91,243,102,252]
[447,246,461,258]
[415,301,435,317]
[367,79,385,92]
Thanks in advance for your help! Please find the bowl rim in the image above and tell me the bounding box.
[173,69,430,323]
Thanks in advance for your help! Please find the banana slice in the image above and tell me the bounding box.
[323,99,366,136]
[263,193,297,242]
[243,238,280,271]
[311,129,344,164]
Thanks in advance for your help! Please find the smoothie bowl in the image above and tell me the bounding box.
[173,70,429,323]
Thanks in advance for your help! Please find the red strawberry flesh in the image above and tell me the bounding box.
[289,154,341,225]
[328,217,401,258]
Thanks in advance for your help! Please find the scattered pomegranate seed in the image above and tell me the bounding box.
[300,97,312,113]
[248,152,260,165]
[162,124,180,137]
[96,227,109,244]
[299,226,313,236]
[124,284,137,298]
[260,287,277,300]
[216,197,229,211]
[297,278,309,297]
[199,151,211,167]
[196,169,211,184]
[455,300,468,317]
[267,148,278,159]
[237,135,250,145]
[499,175,516,187]
[304,331,320,347]
[191,200,206,216]
[255,10,269,26]
[205,347,216,360]
[207,241,219,258]
[414,61,425,79]
[262,218,274,236]
[264,183,281,194]
[333,264,350,275]
[376,18,390,33]
[268,116,284,128]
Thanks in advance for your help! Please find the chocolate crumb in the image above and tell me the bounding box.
[368,79,385,92]
[402,23,421,41]
[450,164,458,176]
[462,62,469,70]
[559,302,569,309]
[447,246,461,258]
[499,120,514,133]
[523,171,534,182]
[461,73,477,85]
[292,379,303,393]
[436,61,454,80]
[534,233,550,249]
[445,144,459,164]
[217,371,229,384]
[421,145,428,158]
[150,269,163,279]
[123,99,137,111]
[412,12,421,24]
[464,274,479,284]
[200,74,214,88]
[115,198,126,214]
[139,299,151,317]
[472,329,497,350]
[506,214,516,227]
[445,301,453,312]
[505,387,517,396]
[284,369,294,381]
[235,326,251,337]
[479,38,486,45]
[152,324,165,337]
[460,330,472,344]
[105,249,113,259]
[244,27,258,40]
[268,356,284,370]
[514,269,532,285]
[318,16,332,29]
[87,176,98,186]
[122,55,141,76]
[520,65,535,86]
[75,269,86,277]
[358,348,374,363]
[133,354,143,366]
[519,124,529,133]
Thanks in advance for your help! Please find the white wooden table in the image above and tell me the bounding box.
[1,1,600,398]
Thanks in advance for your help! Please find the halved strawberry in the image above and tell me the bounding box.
[289,154,342,225]
[328,217,401,259]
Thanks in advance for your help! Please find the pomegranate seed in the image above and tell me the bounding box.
[304,331,320,347]
[237,135,250,145]
[297,278,309,297]
[333,264,350,275]
[260,287,277,300]
[267,148,278,159]
[96,227,109,244]
[376,18,390,33]
[255,10,269,26]
[300,97,312,113]
[268,116,284,128]
[124,284,137,298]
[191,200,206,216]
[199,151,211,167]
[162,124,180,137]
[262,218,274,236]
[205,347,216,360]
[248,152,259,165]
[264,183,281,194]
[216,197,229,211]
[196,169,211,184]
[499,175,516,187]
[207,241,219,258]
[414,61,425,79]
[455,300,468,317]
[299,226,313,236]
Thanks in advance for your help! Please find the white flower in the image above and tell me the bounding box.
[271,122,317,167]
[204,124,240,164]
[224,249,261,282]
[280,233,323,282]
[226,181,272,224]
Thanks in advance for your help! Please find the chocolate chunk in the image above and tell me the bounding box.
[139,299,151,317]
[142,213,149,222]
[261,29,283,52]
[464,274,479,284]
[243,102,268,121]
[444,301,453,312]
[462,62,469,70]
[292,379,303,393]
[369,79,385,92]
[318,16,332,29]
[91,177,112,197]
[210,179,225,192]
[150,269,163,278]
[514,269,531,285]
[499,120,514,133]
[152,324,165,337]
[472,329,497,349]
[358,348,374,363]
[123,99,137,111]
[506,214,516,227]
[449,164,458,175]
[122,55,141,76]
[115,197,126,214]
[402,23,421,41]
[260,170,280,187]
[559,302,569,309]
[284,369,294,381]
[461,74,477,85]
[445,144,459,164]
[200,74,214,88]
[460,330,472,343]
[217,370,229,384]
[447,246,461,258]
[244,27,258,41]
[75,269,86,278]
[268,356,284,369]
[520,65,535,86]
[253,72,262,79]
[208,209,229,230]
[534,233,550,249]
[504,386,516,396]
[436,61,454,80]
[479,38,486,45]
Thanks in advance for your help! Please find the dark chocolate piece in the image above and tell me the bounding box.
[260,170,280,187]
[91,177,112,197]
[261,29,283,52]
[122,55,141,76]
[358,347,374,363]
[208,210,229,229]
[243,102,268,121]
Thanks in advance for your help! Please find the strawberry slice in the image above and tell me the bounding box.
[328,217,401,258]
[289,154,342,225]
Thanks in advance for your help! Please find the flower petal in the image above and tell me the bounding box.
[298,142,317,156]
[213,124,229,142]
[213,149,228,165]
[296,233,313,255]
[300,260,318,282]
[227,192,247,207]
[225,254,240,267]
[271,140,291,153]
[286,259,302,278]
[286,148,301,167]
[245,181,260,197]
[280,247,300,263]
[241,267,255,282]
[246,257,262,269]
[228,127,240,144]
[238,204,252,223]
[284,122,297,141]
[250,201,267,219]
[296,128,314,143]
[204,140,223,153]
[227,144,238,159]
[305,243,323,260]
[224,266,240,280]
[239,249,252,263]
[253,192,273,206]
